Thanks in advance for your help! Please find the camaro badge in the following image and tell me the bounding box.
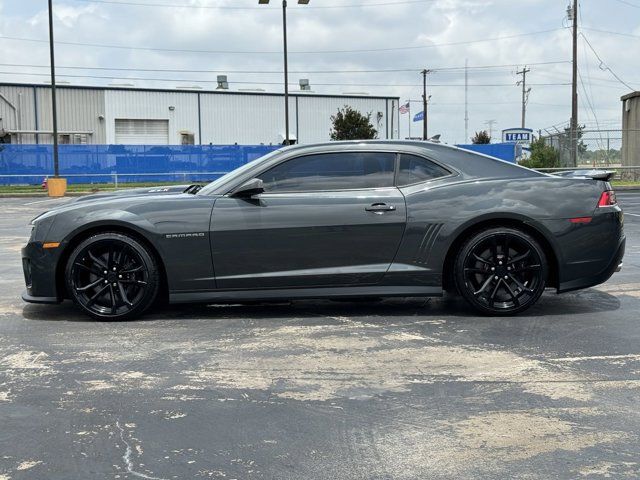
[165,233,206,239]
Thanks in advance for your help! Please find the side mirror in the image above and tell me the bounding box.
[230,178,265,197]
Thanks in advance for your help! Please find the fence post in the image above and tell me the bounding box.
[112,171,118,189]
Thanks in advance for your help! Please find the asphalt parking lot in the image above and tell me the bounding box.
[1,194,640,479]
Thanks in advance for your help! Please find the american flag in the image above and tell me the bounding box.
[399,102,410,114]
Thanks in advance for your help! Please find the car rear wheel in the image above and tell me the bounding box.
[65,232,159,320]
[454,227,547,316]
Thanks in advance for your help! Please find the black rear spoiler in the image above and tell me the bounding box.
[553,170,615,182]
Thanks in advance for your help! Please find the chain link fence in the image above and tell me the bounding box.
[539,128,640,179]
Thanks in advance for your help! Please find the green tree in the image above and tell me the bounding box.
[330,106,378,141]
[471,130,491,144]
[564,125,588,156]
[520,138,560,169]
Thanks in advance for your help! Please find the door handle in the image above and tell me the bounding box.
[365,203,396,213]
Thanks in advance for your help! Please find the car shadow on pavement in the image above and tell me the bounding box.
[20,288,622,323]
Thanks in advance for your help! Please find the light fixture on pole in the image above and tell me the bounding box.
[259,0,309,146]
[47,0,67,196]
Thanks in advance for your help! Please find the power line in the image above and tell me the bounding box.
[578,5,604,151]
[532,69,639,86]
[581,27,640,39]
[0,60,570,75]
[69,0,437,9]
[579,32,635,90]
[0,28,565,55]
[0,70,573,87]
[611,0,640,8]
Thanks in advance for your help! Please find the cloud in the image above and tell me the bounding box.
[1,0,638,143]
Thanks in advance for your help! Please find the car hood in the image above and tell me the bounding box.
[31,184,215,224]
[68,184,201,204]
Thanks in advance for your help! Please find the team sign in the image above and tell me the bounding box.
[502,128,532,143]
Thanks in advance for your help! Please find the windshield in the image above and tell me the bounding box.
[197,149,284,195]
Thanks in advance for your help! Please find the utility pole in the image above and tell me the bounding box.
[485,119,497,141]
[48,0,59,177]
[570,0,578,166]
[421,69,431,140]
[464,58,469,142]
[516,66,531,128]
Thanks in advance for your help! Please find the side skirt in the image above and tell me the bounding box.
[169,285,443,304]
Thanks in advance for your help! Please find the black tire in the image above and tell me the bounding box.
[454,227,547,316]
[65,232,160,320]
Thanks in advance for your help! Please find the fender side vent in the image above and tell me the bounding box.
[416,223,443,265]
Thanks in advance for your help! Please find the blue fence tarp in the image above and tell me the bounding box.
[456,143,517,163]
[0,144,281,185]
[1,143,521,186]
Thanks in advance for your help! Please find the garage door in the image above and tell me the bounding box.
[115,119,169,145]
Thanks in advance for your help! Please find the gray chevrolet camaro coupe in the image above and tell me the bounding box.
[22,140,625,320]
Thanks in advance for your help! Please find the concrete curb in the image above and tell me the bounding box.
[0,192,92,198]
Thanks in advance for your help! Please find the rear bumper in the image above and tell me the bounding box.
[558,236,625,293]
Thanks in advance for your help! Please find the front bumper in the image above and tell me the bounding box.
[21,241,63,304]
[22,290,61,304]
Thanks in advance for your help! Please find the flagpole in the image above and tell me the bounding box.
[407,101,411,139]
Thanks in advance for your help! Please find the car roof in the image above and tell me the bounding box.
[277,140,543,180]
[279,139,449,154]
[199,140,543,196]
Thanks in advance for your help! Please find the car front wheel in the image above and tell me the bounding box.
[454,227,547,316]
[65,232,159,320]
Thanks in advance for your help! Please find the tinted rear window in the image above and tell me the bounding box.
[398,154,450,185]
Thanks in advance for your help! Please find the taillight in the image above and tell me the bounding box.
[597,190,617,207]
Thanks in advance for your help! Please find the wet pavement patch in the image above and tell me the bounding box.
[1,195,640,479]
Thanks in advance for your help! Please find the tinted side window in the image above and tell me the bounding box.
[259,152,396,192]
[397,154,450,185]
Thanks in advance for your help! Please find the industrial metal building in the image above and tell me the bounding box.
[622,91,640,166]
[0,82,400,146]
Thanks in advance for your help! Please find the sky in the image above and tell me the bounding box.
[0,0,638,144]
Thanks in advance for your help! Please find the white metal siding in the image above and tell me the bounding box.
[0,85,37,143]
[115,119,169,144]
[105,90,199,144]
[199,93,296,145]
[36,87,106,144]
[2,83,399,145]
[296,96,391,143]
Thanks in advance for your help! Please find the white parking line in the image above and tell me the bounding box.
[23,198,66,206]
[625,213,640,217]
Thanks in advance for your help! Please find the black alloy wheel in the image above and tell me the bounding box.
[454,227,547,315]
[65,232,159,320]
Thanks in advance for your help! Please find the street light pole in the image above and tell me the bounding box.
[281,0,290,146]
[48,0,59,177]
[260,0,309,146]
